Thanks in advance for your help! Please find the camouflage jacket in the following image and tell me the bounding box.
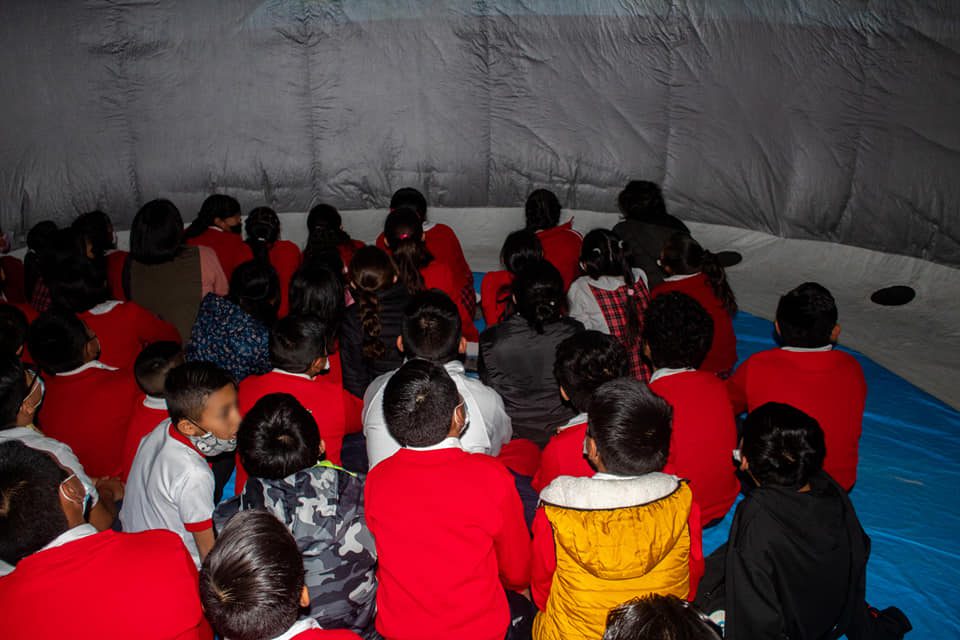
[214,463,378,637]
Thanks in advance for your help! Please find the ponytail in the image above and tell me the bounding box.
[305,204,351,262]
[356,287,386,359]
[244,207,281,263]
[383,207,431,295]
[580,229,644,344]
[512,260,564,334]
[701,250,738,315]
[660,232,737,315]
[186,194,240,238]
[347,246,397,361]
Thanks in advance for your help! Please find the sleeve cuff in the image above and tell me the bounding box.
[184,519,213,533]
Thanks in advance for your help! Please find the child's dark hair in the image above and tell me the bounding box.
[24,220,58,299]
[288,263,344,333]
[229,260,280,327]
[384,207,432,295]
[524,189,562,231]
[580,228,644,343]
[348,246,398,360]
[587,378,672,476]
[0,304,29,356]
[401,290,462,363]
[304,203,351,264]
[129,200,184,265]
[0,441,69,566]
[200,510,306,640]
[775,282,838,348]
[27,311,91,374]
[133,341,183,397]
[389,187,428,220]
[165,361,235,426]
[185,194,241,238]
[383,359,459,448]
[617,180,668,222]
[270,315,330,373]
[660,233,737,315]
[40,229,90,293]
[512,260,564,334]
[238,393,320,480]
[643,292,714,370]
[742,402,826,489]
[0,355,27,427]
[496,229,543,321]
[48,254,109,313]
[244,206,281,262]
[72,210,116,258]
[604,594,722,640]
[554,331,629,412]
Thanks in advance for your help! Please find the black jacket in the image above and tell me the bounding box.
[612,216,688,289]
[478,314,584,447]
[340,283,411,399]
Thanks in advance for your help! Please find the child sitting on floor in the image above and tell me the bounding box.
[480,229,543,326]
[215,393,377,637]
[201,509,362,640]
[603,595,720,640]
[365,359,532,640]
[727,282,865,490]
[532,378,703,640]
[525,189,582,290]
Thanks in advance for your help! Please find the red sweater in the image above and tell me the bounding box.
[652,274,737,374]
[269,240,303,318]
[0,528,212,640]
[422,260,479,342]
[377,222,472,297]
[121,395,169,482]
[37,363,139,477]
[80,301,181,370]
[480,270,513,327]
[336,239,366,270]
[532,420,593,493]
[295,630,362,640]
[651,371,739,525]
[537,221,582,291]
[727,348,866,490]
[106,250,129,301]
[365,447,531,640]
[186,228,253,280]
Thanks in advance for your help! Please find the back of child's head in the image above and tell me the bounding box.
[71,210,115,257]
[40,229,89,283]
[288,263,344,328]
[26,220,58,254]
[304,203,351,263]
[238,393,320,480]
[244,206,281,261]
[383,359,459,448]
[742,402,825,489]
[512,259,564,334]
[0,440,69,565]
[588,378,672,476]
[524,189,561,231]
[604,594,722,640]
[27,311,92,374]
[775,282,838,348]
[130,199,184,265]
[165,361,235,426]
[229,260,280,326]
[0,355,27,427]
[401,290,462,363]
[389,187,428,220]
[660,232,737,315]
[554,331,629,412]
[384,207,431,295]
[200,509,305,640]
[643,292,714,370]
[0,304,29,357]
[617,180,668,222]
[270,315,330,373]
[186,193,241,237]
[500,228,543,274]
[580,228,642,341]
[348,246,398,360]
[47,253,109,313]
[134,341,184,397]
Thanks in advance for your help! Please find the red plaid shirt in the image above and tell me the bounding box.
[589,281,651,381]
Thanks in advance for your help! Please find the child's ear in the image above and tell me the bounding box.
[458,337,467,355]
[830,324,841,343]
[299,586,310,608]
[396,336,404,353]
[176,418,203,437]
[318,440,326,456]
[559,386,569,402]
[774,321,781,337]
[309,356,328,375]
[642,342,652,360]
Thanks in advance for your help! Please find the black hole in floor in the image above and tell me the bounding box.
[716,251,743,268]
[870,285,916,306]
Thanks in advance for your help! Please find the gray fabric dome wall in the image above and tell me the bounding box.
[1,0,957,265]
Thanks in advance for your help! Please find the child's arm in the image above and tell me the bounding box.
[726,549,782,640]
[530,506,556,610]
[177,468,216,561]
[493,472,532,591]
[726,359,750,415]
[191,527,215,562]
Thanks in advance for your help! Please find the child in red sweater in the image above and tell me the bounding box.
[29,311,139,478]
[525,189,583,291]
[480,229,544,326]
[201,510,361,640]
[727,282,865,490]
[532,331,629,493]
[644,292,739,526]
[365,359,533,640]
[185,194,254,280]
[305,204,365,273]
[246,207,302,317]
[653,233,738,375]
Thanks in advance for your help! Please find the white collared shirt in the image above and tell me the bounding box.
[555,412,588,432]
[41,524,98,552]
[649,367,696,384]
[781,345,834,352]
[407,437,463,453]
[87,300,123,315]
[142,395,168,411]
[56,360,118,377]
[265,618,322,640]
[663,272,700,282]
[270,368,315,381]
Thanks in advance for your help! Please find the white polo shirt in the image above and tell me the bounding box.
[362,360,513,470]
[0,427,99,504]
[120,419,215,567]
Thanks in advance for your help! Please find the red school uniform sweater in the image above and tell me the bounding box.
[270,240,303,318]
[336,239,366,271]
[37,362,139,477]
[727,348,866,490]
[537,221,583,291]
[421,260,479,342]
[378,222,474,310]
[652,273,737,374]
[365,447,532,640]
[80,300,181,370]
[651,370,739,525]
[186,228,253,280]
[106,250,129,301]
[0,528,212,640]
[532,419,594,493]
[121,395,169,482]
[480,269,513,326]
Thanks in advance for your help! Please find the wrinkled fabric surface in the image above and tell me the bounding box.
[1,1,957,265]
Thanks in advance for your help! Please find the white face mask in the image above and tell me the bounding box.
[59,474,92,515]
[187,421,237,456]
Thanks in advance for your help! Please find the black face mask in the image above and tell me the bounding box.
[229,223,242,235]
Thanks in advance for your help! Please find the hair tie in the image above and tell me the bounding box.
[626,288,635,296]
[592,247,602,256]
[548,300,556,306]
[398,232,411,240]
[618,239,624,249]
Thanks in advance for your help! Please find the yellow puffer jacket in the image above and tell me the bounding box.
[533,473,694,640]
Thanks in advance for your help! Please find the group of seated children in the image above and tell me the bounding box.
[0,182,911,640]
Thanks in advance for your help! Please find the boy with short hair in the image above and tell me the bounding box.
[645,292,739,526]
[531,330,628,492]
[28,310,139,477]
[201,510,361,640]
[215,393,377,637]
[365,359,532,640]
[532,378,703,640]
[121,361,241,566]
[727,282,866,490]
